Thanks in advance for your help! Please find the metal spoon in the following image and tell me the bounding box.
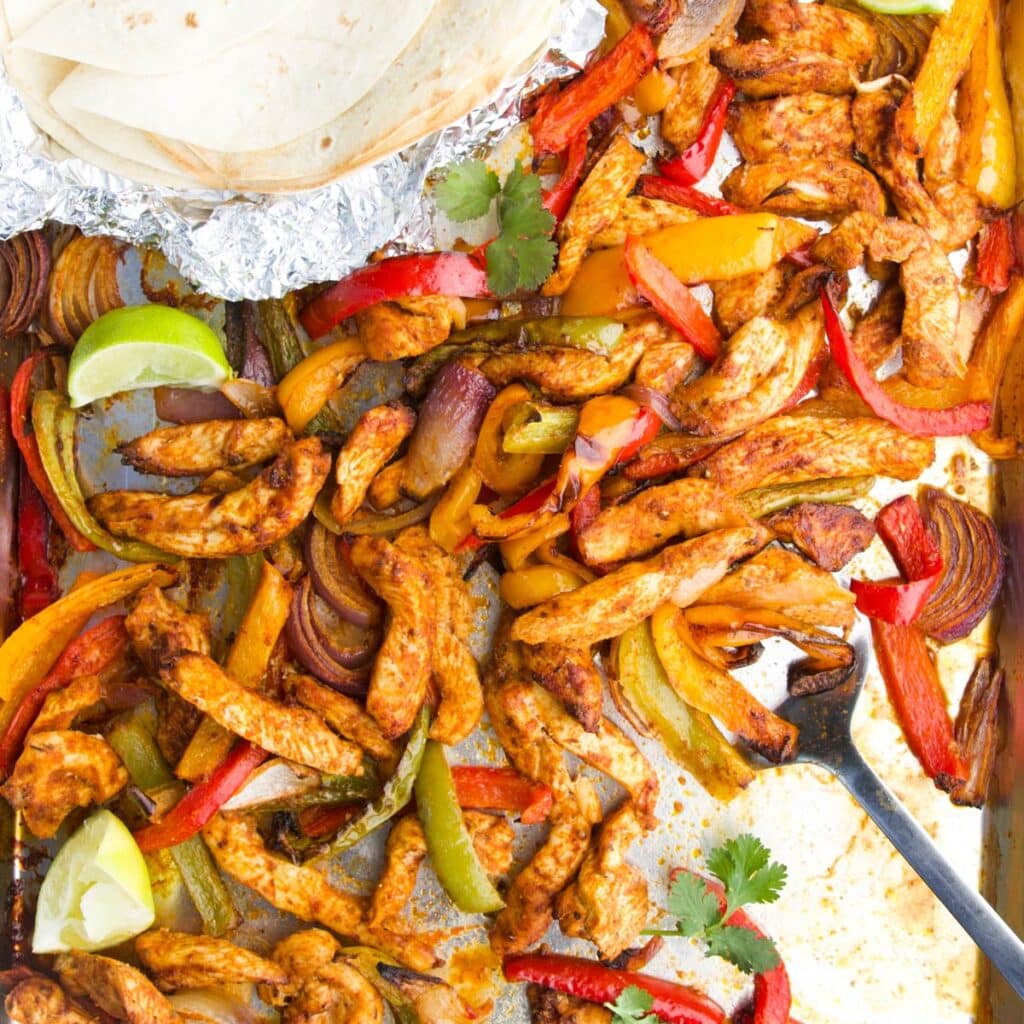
[763,641,1024,1000]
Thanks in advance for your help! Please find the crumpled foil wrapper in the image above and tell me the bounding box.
[0,0,605,300]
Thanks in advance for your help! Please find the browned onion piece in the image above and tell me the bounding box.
[621,383,684,430]
[224,299,276,386]
[950,658,1003,808]
[0,231,50,337]
[830,0,933,80]
[154,386,241,423]
[304,520,381,628]
[918,487,1005,644]
[302,575,378,669]
[402,361,495,500]
[219,378,280,418]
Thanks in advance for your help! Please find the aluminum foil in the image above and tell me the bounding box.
[0,0,606,301]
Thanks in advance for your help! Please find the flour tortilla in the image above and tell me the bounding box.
[8,0,301,76]
[49,0,443,153]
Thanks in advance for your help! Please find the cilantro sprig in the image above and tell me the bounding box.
[646,834,787,976]
[606,986,660,1024]
[434,158,557,297]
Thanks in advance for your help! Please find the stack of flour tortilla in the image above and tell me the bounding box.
[1,0,560,191]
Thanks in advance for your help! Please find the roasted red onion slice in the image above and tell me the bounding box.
[301,575,378,669]
[0,232,49,337]
[621,383,684,430]
[304,521,380,628]
[402,361,495,499]
[219,378,280,419]
[154,386,241,423]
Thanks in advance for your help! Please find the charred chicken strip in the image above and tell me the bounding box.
[356,295,466,361]
[765,502,876,571]
[160,653,365,776]
[464,810,516,876]
[1,731,127,839]
[556,803,651,960]
[135,929,288,992]
[591,196,699,249]
[125,583,211,670]
[522,643,604,733]
[54,952,182,1024]
[528,987,612,1024]
[543,135,646,296]
[284,960,384,1024]
[117,418,290,477]
[577,479,751,565]
[5,978,99,1024]
[30,674,107,733]
[729,93,855,162]
[711,266,788,338]
[742,0,877,67]
[512,526,772,647]
[350,535,434,739]
[711,43,857,98]
[203,813,437,971]
[633,336,699,395]
[330,403,415,525]
[699,413,935,492]
[661,57,724,152]
[263,929,341,1007]
[90,437,331,558]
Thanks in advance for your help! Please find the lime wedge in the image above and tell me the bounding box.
[853,0,952,13]
[67,304,232,408]
[33,809,155,953]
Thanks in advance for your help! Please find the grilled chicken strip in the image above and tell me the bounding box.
[699,413,935,492]
[712,43,856,98]
[819,285,903,396]
[634,336,699,395]
[135,930,287,992]
[263,929,340,1007]
[729,93,855,162]
[5,978,99,1024]
[356,295,466,361]
[814,211,961,385]
[743,0,877,66]
[591,196,699,249]
[90,437,330,558]
[528,987,612,1024]
[711,265,788,338]
[512,526,772,647]
[766,502,876,571]
[544,135,646,296]
[203,813,437,971]
[331,403,415,525]
[661,57,724,152]
[522,643,604,733]
[126,584,211,669]
[117,418,290,477]
[556,803,651,959]
[1,731,127,838]
[350,535,433,739]
[54,952,182,1024]
[160,653,365,776]
[721,158,886,218]
[30,674,107,733]
[577,479,751,565]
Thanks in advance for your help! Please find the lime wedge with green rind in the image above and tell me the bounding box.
[33,809,155,953]
[67,304,232,408]
[853,0,952,13]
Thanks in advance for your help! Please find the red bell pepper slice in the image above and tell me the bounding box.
[16,473,59,622]
[531,24,657,156]
[11,352,94,552]
[455,477,559,552]
[851,496,944,625]
[542,130,589,223]
[871,619,966,787]
[569,483,601,562]
[658,81,737,187]
[299,252,492,340]
[503,953,725,1024]
[820,288,991,437]
[0,615,128,778]
[450,765,553,824]
[133,740,268,852]
[298,803,362,839]
[638,175,744,218]
[623,236,722,360]
[977,216,1016,295]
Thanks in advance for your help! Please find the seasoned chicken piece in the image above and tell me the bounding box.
[711,43,856,98]
[819,285,903,396]
[577,479,751,564]
[196,468,250,493]
[544,135,646,296]
[591,196,699,249]
[634,336,699,394]
[662,57,724,151]
[356,295,466,361]
[813,211,962,385]
[528,987,612,1024]
[367,458,405,510]
[288,674,399,775]
[556,803,650,959]
[671,307,825,436]
[395,526,482,745]
[160,653,364,776]
[699,413,935,492]
[1,731,126,838]
[126,584,211,671]
[284,960,383,1024]
[721,158,886,218]
[135,930,287,992]
[775,264,832,323]
[375,965,477,1024]
[477,315,656,401]
[118,418,290,477]
[698,546,857,628]
[30,674,106,733]
[743,0,877,68]
[711,265,788,337]
[5,977,99,1024]
[765,502,876,571]
[203,813,437,971]
[512,526,771,647]
[464,810,515,876]
[90,438,331,558]
[623,0,678,32]
[263,929,341,1007]
[350,535,433,739]
[54,952,182,1024]
[330,404,415,525]
[156,691,204,768]
[729,93,854,162]
[522,643,604,733]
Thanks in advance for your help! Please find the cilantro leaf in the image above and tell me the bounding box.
[707,833,788,913]
[666,872,722,937]
[705,926,781,975]
[435,159,500,221]
[500,161,556,238]
[605,985,660,1024]
[492,233,557,293]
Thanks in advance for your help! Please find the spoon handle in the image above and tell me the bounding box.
[834,746,1024,1001]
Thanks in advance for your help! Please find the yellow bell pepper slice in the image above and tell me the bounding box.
[598,0,633,52]
[500,565,586,609]
[561,246,643,317]
[474,385,545,496]
[499,513,571,571]
[429,464,484,553]
[276,338,366,433]
[634,67,676,116]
